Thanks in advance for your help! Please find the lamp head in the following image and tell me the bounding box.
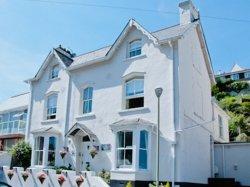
[155,87,163,98]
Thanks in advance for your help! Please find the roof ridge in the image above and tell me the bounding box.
[151,23,180,33]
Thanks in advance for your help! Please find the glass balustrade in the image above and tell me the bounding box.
[0,120,26,135]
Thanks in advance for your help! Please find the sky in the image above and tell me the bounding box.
[0,0,250,102]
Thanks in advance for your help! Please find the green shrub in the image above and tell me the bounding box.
[9,140,32,169]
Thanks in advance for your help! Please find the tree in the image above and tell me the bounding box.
[9,140,32,169]
[231,82,249,93]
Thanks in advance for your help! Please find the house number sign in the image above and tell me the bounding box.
[101,144,111,151]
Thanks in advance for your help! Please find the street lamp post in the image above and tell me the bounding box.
[155,87,163,187]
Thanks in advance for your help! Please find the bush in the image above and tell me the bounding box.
[9,140,31,169]
[53,165,72,174]
[231,81,249,93]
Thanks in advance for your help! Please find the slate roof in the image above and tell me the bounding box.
[72,46,111,67]
[151,23,191,41]
[70,22,195,69]
[54,47,74,67]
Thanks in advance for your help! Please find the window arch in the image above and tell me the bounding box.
[46,94,58,120]
[129,39,142,58]
[82,87,93,114]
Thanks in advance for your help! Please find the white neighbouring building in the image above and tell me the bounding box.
[24,1,229,186]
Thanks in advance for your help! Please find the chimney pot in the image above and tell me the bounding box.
[179,0,199,25]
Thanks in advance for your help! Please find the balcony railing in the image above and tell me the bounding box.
[0,120,26,135]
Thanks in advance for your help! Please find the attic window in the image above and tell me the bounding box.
[129,39,142,58]
[50,65,59,79]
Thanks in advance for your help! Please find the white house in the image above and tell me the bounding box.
[25,1,229,186]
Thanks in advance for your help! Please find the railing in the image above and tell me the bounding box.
[0,120,26,135]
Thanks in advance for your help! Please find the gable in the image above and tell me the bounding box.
[25,49,72,83]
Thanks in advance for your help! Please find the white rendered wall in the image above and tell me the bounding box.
[68,26,175,181]
[176,25,213,184]
[28,56,70,167]
[214,143,250,186]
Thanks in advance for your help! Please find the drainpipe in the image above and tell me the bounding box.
[25,81,33,142]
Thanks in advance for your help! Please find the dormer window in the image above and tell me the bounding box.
[125,78,144,109]
[47,94,58,120]
[129,39,142,58]
[50,65,59,79]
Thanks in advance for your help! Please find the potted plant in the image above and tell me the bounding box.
[7,169,14,180]
[37,172,46,184]
[57,174,66,186]
[21,171,29,181]
[75,175,84,187]
[59,149,67,159]
[89,147,98,158]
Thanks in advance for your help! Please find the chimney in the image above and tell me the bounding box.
[179,0,199,25]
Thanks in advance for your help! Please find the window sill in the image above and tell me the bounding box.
[41,119,59,125]
[123,54,146,63]
[47,77,60,82]
[119,107,149,115]
[76,113,95,120]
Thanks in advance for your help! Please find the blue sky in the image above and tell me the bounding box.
[0,0,250,102]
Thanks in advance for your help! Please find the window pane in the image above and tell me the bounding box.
[125,131,133,147]
[134,79,144,94]
[139,149,147,169]
[125,149,132,165]
[126,81,134,96]
[48,152,55,166]
[126,97,144,109]
[49,137,56,150]
[35,137,44,150]
[117,131,124,148]
[117,150,124,167]
[35,151,43,165]
[140,131,148,149]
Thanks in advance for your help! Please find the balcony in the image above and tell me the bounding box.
[0,120,26,135]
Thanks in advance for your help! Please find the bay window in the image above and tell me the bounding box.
[125,78,144,109]
[114,128,150,171]
[34,136,44,165]
[33,136,57,166]
[129,39,142,58]
[117,131,133,168]
[83,87,93,114]
[47,94,58,120]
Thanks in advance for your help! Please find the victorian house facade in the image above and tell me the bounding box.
[24,1,229,186]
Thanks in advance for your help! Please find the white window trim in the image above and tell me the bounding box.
[32,134,59,167]
[44,92,59,121]
[122,76,145,110]
[112,125,152,172]
[33,136,45,166]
